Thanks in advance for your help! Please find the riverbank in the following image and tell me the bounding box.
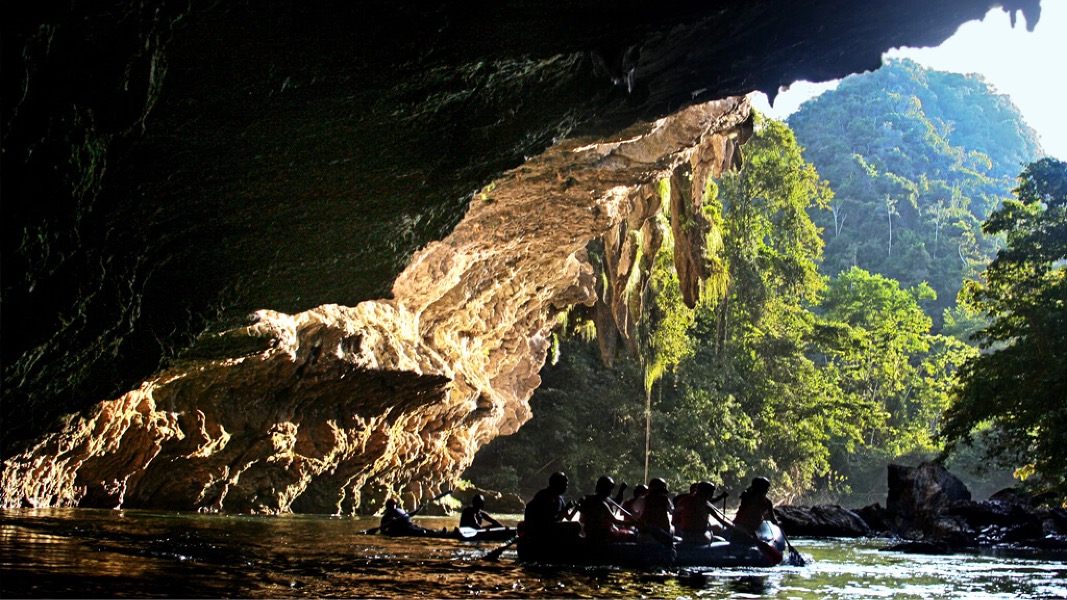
[775,462,1067,554]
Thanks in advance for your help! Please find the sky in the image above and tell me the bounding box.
[750,2,1067,161]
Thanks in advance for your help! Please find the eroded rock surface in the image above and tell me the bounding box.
[2,99,751,513]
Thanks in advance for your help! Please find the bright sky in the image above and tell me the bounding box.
[751,2,1067,161]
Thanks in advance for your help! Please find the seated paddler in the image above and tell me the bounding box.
[731,476,778,541]
[577,476,637,544]
[380,498,436,536]
[523,471,582,540]
[673,481,728,544]
[460,494,503,530]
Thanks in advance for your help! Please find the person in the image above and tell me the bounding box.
[460,494,503,529]
[379,498,436,536]
[731,476,778,540]
[523,471,582,540]
[674,482,700,506]
[673,481,729,544]
[577,476,637,544]
[621,483,648,517]
[637,477,674,541]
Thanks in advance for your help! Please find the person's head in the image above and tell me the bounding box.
[548,471,569,494]
[689,482,700,494]
[632,484,648,499]
[697,481,717,498]
[385,498,398,510]
[472,494,485,510]
[649,477,668,494]
[750,476,771,494]
[595,475,615,496]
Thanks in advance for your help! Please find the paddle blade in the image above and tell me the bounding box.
[787,544,807,566]
[483,536,518,561]
[457,526,479,539]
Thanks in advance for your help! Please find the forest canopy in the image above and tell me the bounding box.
[464,60,1057,506]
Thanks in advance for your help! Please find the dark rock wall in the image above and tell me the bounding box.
[1,0,1043,511]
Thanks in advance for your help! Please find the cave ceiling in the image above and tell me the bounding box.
[0,0,1042,512]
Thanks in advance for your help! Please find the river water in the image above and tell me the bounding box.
[2,508,1065,598]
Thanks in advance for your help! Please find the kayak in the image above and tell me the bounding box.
[378,526,518,542]
[516,521,787,568]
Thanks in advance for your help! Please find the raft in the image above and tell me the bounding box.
[516,521,787,569]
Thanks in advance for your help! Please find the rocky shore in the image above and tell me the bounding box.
[775,462,1067,554]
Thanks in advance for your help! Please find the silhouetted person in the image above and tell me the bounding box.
[523,471,581,540]
[578,476,637,544]
[637,477,674,542]
[460,494,503,529]
[380,498,435,536]
[732,476,777,540]
[674,481,729,544]
[622,484,648,517]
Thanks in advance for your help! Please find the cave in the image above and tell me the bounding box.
[1,0,1042,513]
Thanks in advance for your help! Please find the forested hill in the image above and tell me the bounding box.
[788,58,1042,323]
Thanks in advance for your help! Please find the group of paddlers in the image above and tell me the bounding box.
[522,472,777,546]
[377,493,503,536]
[377,472,777,547]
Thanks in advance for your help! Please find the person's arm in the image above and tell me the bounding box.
[562,498,580,521]
[482,510,503,528]
[765,499,779,523]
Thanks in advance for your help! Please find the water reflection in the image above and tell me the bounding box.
[2,508,1065,598]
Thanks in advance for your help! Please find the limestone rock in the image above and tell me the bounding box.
[2,100,752,514]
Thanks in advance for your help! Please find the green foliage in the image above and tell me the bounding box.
[813,267,975,496]
[941,158,1067,501]
[640,212,695,391]
[465,88,1043,505]
[788,58,1042,326]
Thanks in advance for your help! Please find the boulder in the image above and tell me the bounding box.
[854,503,893,535]
[886,462,972,524]
[774,505,873,537]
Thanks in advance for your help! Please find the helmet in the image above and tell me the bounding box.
[549,471,569,491]
[751,476,771,491]
[596,476,616,495]
[697,481,717,497]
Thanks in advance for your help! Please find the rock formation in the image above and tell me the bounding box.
[2,99,751,513]
[783,463,1067,552]
[2,0,1044,512]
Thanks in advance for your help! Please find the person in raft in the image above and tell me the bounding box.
[460,494,503,529]
[673,480,729,544]
[731,476,778,540]
[636,477,675,542]
[379,498,436,536]
[577,475,638,544]
[621,483,648,517]
[523,471,582,540]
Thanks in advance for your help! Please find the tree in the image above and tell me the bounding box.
[788,58,1042,324]
[941,158,1067,501]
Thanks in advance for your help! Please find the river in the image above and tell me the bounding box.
[2,508,1065,598]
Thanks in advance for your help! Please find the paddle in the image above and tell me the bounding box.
[783,533,807,566]
[457,525,512,539]
[361,489,453,535]
[707,504,784,565]
[457,526,481,539]
[482,535,519,561]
